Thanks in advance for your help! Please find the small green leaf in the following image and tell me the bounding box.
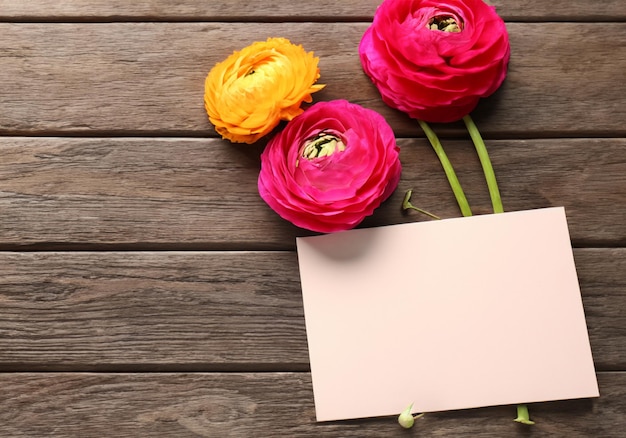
[402,190,441,220]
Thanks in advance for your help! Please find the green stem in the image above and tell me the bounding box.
[462,115,503,213]
[514,404,535,425]
[463,116,526,422]
[419,118,528,426]
[402,190,441,220]
[418,120,472,217]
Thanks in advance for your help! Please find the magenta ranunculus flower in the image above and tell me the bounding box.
[258,99,401,233]
[359,0,510,123]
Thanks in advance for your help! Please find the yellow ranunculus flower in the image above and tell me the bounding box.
[204,37,325,144]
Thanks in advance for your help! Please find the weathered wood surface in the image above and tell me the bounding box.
[0,251,308,370]
[1,138,624,248]
[1,0,625,21]
[0,23,625,137]
[0,372,623,437]
[1,1,624,435]
[0,249,623,371]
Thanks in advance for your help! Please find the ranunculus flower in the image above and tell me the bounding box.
[204,37,325,144]
[258,100,401,233]
[359,0,510,123]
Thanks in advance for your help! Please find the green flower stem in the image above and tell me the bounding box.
[418,119,473,217]
[415,117,527,427]
[402,190,441,220]
[514,404,535,425]
[462,116,531,424]
[462,115,504,214]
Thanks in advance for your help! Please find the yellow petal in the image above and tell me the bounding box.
[204,37,325,144]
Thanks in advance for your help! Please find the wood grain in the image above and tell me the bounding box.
[0,23,624,137]
[1,138,624,248]
[0,0,624,21]
[0,249,622,371]
[0,251,308,370]
[0,371,623,437]
[1,3,624,435]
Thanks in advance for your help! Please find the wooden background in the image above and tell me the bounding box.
[0,1,624,436]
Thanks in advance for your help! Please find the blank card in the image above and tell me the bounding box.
[296,207,599,421]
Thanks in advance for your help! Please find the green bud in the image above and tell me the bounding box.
[398,404,415,429]
[398,403,424,429]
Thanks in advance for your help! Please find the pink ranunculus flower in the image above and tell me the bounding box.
[359,0,510,123]
[258,99,402,233]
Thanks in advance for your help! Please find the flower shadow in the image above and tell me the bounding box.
[298,226,385,262]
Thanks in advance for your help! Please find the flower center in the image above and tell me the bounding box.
[301,132,346,159]
[427,15,462,32]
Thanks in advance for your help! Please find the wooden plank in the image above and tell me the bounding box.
[575,249,626,371]
[0,23,624,137]
[0,371,623,437]
[0,0,624,21]
[495,0,626,21]
[0,251,309,369]
[0,249,622,370]
[1,138,624,248]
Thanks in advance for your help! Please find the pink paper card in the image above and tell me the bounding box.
[296,207,599,422]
